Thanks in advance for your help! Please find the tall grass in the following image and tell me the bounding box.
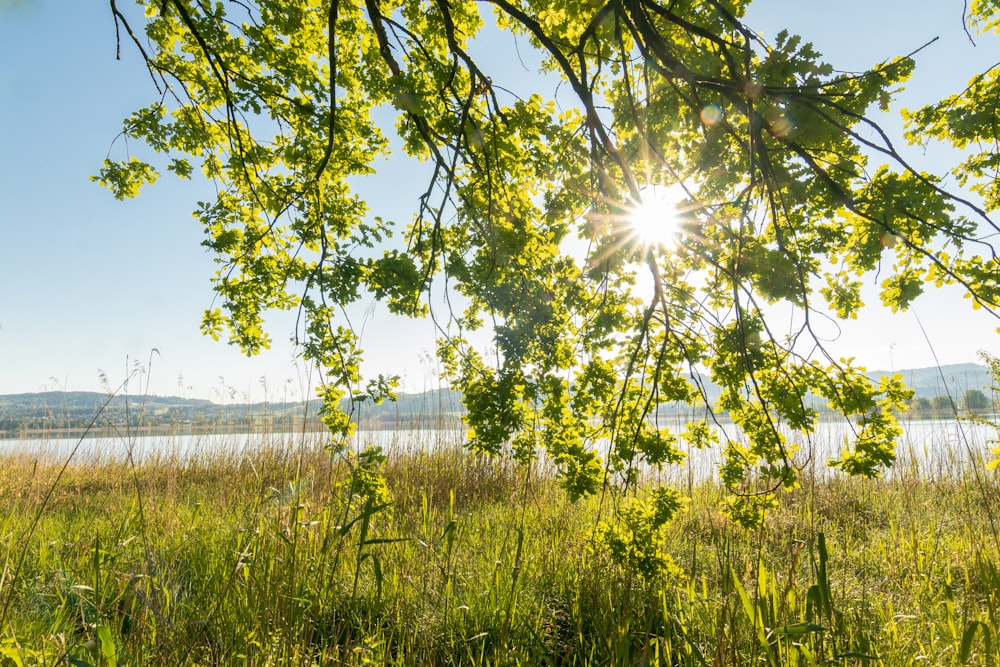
[0,423,999,665]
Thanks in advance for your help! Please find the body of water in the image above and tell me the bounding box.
[0,428,466,465]
[0,419,995,481]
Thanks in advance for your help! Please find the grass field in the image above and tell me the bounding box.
[0,426,998,665]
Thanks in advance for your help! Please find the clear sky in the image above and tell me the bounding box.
[1,0,997,402]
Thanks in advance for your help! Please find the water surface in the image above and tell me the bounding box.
[0,419,994,481]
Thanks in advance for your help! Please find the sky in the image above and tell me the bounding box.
[1,0,998,402]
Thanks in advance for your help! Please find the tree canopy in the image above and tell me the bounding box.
[98,0,1000,552]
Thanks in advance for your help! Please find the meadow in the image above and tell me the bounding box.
[0,424,998,666]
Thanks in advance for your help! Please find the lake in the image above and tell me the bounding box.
[0,419,995,481]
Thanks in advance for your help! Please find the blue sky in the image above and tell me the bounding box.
[0,0,997,401]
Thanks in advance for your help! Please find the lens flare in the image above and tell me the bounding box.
[700,104,722,126]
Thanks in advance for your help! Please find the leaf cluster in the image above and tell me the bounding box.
[98,0,1000,552]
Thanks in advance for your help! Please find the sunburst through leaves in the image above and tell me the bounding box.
[627,184,688,251]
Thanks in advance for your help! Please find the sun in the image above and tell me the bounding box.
[628,184,687,250]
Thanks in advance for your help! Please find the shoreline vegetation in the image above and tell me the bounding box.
[1,417,1000,663]
[3,408,998,443]
[0,418,463,441]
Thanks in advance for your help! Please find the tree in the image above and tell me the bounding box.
[932,395,953,412]
[97,0,1000,544]
[965,389,990,411]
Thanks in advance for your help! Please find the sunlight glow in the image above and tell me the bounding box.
[628,184,687,250]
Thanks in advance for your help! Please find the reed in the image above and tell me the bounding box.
[0,423,998,665]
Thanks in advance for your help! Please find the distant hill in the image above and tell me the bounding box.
[680,362,994,409]
[0,387,463,433]
[0,391,222,428]
[866,363,993,400]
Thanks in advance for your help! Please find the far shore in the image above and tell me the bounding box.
[0,423,324,440]
[0,417,466,441]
